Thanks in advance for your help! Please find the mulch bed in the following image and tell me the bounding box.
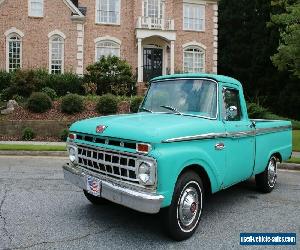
[5,100,130,121]
[6,100,99,121]
[0,100,131,142]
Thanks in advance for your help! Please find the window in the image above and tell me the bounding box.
[95,40,120,61]
[144,0,163,18]
[223,88,242,121]
[96,0,120,24]
[183,46,205,73]
[49,35,64,74]
[183,3,205,31]
[142,79,217,119]
[7,34,22,72]
[28,0,44,17]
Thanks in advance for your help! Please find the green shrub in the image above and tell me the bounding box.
[41,87,57,100]
[130,96,144,113]
[0,71,12,93]
[96,94,118,115]
[247,103,270,119]
[85,56,136,96]
[47,73,84,96]
[27,92,52,113]
[61,94,84,114]
[59,129,69,141]
[22,127,35,141]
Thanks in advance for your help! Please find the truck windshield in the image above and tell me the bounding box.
[141,79,218,119]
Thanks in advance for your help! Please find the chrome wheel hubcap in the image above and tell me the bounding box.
[268,157,277,187]
[178,186,199,227]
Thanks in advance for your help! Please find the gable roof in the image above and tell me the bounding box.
[62,0,84,16]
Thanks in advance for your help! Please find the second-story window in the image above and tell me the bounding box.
[28,0,44,17]
[96,0,120,25]
[144,0,163,19]
[183,3,205,31]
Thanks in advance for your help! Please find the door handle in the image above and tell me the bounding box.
[215,142,225,150]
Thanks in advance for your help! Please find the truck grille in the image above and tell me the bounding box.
[77,145,139,184]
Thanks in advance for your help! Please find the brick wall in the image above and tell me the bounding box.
[0,0,218,76]
[0,0,78,72]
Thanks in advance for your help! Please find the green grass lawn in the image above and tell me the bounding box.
[286,157,300,164]
[293,130,300,152]
[0,144,66,151]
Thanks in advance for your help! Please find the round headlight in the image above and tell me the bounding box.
[138,162,151,184]
[69,147,76,162]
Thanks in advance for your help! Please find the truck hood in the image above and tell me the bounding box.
[70,113,222,144]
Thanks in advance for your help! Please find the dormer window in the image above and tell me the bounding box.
[28,0,44,17]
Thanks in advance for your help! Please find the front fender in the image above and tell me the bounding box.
[151,142,224,207]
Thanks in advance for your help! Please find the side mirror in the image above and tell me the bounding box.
[226,106,238,120]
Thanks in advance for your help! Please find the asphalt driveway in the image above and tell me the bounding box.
[0,156,299,249]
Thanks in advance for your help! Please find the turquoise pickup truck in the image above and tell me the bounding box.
[63,73,292,240]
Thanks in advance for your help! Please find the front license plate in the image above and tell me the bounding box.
[86,176,101,197]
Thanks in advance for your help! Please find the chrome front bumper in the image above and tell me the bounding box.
[62,163,164,214]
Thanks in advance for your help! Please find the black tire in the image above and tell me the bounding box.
[161,171,204,241]
[83,190,107,205]
[255,156,278,193]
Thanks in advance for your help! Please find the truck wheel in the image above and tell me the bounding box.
[255,156,278,193]
[83,190,107,205]
[161,171,203,241]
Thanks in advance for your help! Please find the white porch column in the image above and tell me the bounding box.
[170,40,175,74]
[137,38,143,82]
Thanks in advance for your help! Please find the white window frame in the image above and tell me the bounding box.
[143,0,164,19]
[28,0,44,17]
[94,36,121,61]
[48,31,65,74]
[5,28,24,72]
[183,3,205,32]
[183,44,206,73]
[95,0,121,25]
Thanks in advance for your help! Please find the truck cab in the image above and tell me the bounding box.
[63,74,292,240]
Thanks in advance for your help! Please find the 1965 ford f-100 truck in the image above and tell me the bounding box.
[63,73,292,240]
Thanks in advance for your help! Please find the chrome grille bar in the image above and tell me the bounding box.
[77,145,139,184]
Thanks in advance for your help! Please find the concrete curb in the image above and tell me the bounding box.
[278,163,300,171]
[0,150,67,157]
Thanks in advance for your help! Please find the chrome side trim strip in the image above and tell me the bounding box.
[163,132,228,143]
[162,125,291,143]
[255,125,292,135]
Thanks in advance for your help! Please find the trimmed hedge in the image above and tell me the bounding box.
[27,92,52,113]
[96,94,118,115]
[130,96,144,113]
[22,127,35,141]
[41,87,57,100]
[61,94,84,114]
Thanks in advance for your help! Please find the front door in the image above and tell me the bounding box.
[143,48,163,82]
[222,86,255,187]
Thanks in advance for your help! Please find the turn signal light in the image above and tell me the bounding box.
[137,143,151,154]
[68,133,76,140]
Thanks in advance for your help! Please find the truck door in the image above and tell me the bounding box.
[221,86,255,187]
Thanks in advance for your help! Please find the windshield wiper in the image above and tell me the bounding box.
[160,105,182,115]
[139,107,153,113]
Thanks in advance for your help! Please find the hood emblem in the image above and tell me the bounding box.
[96,125,107,133]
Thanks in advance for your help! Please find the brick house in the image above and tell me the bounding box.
[0,0,218,84]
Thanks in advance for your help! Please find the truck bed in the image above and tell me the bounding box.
[252,119,292,175]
